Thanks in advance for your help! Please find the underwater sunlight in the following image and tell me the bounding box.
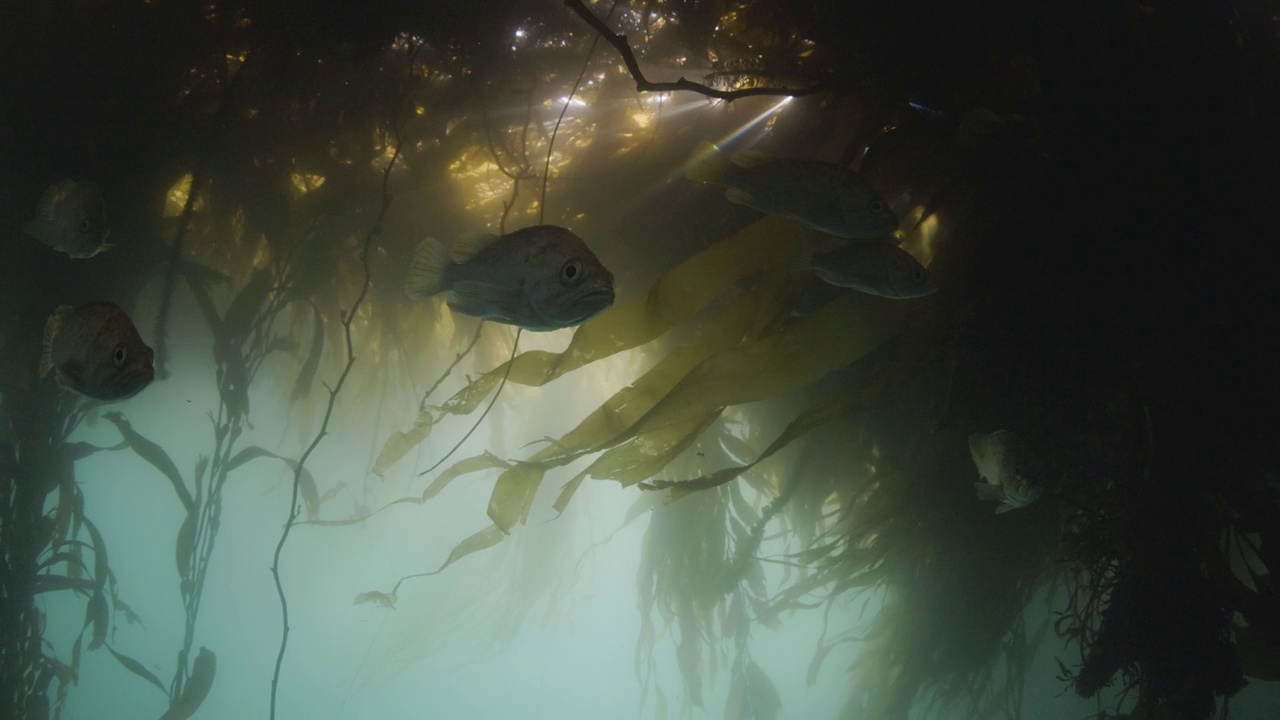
[3,1,1280,720]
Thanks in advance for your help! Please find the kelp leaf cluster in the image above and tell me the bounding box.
[349,211,929,604]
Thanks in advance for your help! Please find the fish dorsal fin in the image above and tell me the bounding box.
[39,305,75,377]
[730,150,776,169]
[450,231,501,264]
[404,237,450,299]
[34,183,67,220]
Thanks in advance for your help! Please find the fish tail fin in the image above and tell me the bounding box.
[682,141,733,184]
[39,305,73,377]
[405,237,451,299]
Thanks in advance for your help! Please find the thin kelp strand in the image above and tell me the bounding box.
[419,324,483,413]
[414,329,520,479]
[267,40,421,720]
[718,470,806,594]
[412,0,619,485]
[153,57,251,379]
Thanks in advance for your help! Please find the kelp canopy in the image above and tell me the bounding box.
[2,1,1279,719]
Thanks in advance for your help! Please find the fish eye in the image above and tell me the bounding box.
[560,259,583,286]
[911,269,924,282]
[113,345,127,367]
[870,200,886,213]
[79,219,92,233]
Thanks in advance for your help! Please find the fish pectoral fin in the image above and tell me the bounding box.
[994,501,1018,514]
[34,183,67,219]
[724,187,760,208]
[405,237,450,299]
[450,231,501,264]
[973,482,1005,502]
[52,364,80,392]
[39,305,75,377]
[450,280,518,310]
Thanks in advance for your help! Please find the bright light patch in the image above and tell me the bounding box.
[290,172,326,197]
[714,96,793,147]
[164,173,203,216]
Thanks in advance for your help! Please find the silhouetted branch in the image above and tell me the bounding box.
[563,0,846,101]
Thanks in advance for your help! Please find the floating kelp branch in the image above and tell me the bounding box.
[225,446,322,520]
[639,314,924,502]
[364,323,483,479]
[289,301,325,403]
[304,452,511,529]
[158,647,216,720]
[635,476,795,716]
[102,412,195,513]
[152,35,256,379]
[97,405,228,712]
[356,523,509,605]
[27,476,173,718]
[636,486,733,708]
[724,651,783,720]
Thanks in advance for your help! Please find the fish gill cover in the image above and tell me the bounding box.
[1,1,1279,720]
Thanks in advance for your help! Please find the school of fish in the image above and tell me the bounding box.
[21,133,930,403]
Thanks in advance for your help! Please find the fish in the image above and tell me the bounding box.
[798,241,937,299]
[22,180,112,259]
[39,301,155,401]
[968,430,1045,514]
[404,224,615,331]
[682,141,899,240]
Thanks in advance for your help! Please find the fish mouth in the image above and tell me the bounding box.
[119,364,156,392]
[562,288,615,325]
[578,288,616,305]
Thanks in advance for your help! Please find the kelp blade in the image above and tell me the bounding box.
[623,290,913,443]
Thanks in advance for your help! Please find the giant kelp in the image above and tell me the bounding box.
[4,1,1280,719]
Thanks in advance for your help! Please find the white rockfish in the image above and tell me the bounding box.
[404,225,615,331]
